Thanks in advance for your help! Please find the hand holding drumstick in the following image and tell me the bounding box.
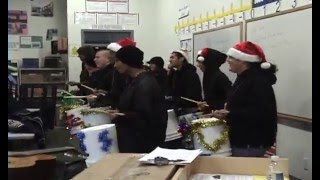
[180,96,210,112]
[66,81,107,96]
[211,103,229,121]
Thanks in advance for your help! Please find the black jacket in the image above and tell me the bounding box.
[78,64,126,107]
[91,64,126,107]
[203,69,231,110]
[114,72,167,153]
[80,62,89,83]
[167,62,202,115]
[150,68,167,94]
[226,68,277,147]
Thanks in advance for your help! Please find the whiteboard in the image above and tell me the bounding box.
[193,23,243,85]
[246,5,312,119]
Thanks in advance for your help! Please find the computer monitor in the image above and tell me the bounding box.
[22,58,39,68]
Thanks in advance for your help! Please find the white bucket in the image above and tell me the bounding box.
[165,109,182,142]
[77,124,119,166]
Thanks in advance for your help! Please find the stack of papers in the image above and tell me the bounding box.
[139,147,202,165]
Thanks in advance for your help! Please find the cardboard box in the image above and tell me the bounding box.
[172,156,289,180]
[72,153,178,180]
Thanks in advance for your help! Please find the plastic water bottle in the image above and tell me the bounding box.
[267,155,284,180]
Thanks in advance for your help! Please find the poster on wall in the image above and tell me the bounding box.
[8,35,20,50]
[30,0,53,17]
[20,36,43,48]
[107,1,129,13]
[180,39,191,52]
[86,0,108,12]
[69,44,80,57]
[8,10,28,35]
[46,29,58,40]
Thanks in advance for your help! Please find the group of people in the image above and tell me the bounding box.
[74,37,278,157]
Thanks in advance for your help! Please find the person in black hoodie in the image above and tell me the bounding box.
[212,41,278,157]
[196,48,232,111]
[108,46,167,153]
[167,49,202,116]
[77,46,96,83]
[147,56,167,94]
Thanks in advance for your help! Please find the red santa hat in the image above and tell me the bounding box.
[226,41,271,69]
[107,37,136,52]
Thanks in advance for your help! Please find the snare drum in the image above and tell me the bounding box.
[191,118,231,156]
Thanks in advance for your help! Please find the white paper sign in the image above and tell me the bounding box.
[86,0,108,12]
[74,12,96,24]
[107,1,129,13]
[97,13,117,24]
[118,13,138,25]
[179,4,189,19]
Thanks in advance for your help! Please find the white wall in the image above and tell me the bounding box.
[155,0,312,179]
[67,0,158,82]
[8,0,67,66]
[277,124,312,180]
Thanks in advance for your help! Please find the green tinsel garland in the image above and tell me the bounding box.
[80,107,111,116]
[60,90,85,112]
[191,119,229,152]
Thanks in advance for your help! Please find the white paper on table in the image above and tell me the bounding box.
[139,147,202,165]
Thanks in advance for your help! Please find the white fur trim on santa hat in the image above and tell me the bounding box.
[172,50,189,61]
[227,48,261,62]
[197,50,202,55]
[197,56,205,62]
[107,42,122,52]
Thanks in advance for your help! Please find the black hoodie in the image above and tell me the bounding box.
[226,67,278,147]
[167,62,202,115]
[200,49,232,110]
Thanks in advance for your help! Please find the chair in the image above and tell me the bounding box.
[19,84,58,130]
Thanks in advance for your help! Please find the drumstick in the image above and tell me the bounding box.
[82,108,125,116]
[114,112,125,116]
[80,84,95,92]
[180,97,209,107]
[63,95,97,99]
[59,90,86,103]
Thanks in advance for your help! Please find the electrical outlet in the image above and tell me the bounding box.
[303,157,309,171]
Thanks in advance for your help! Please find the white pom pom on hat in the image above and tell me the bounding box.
[261,62,271,69]
[197,56,205,62]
